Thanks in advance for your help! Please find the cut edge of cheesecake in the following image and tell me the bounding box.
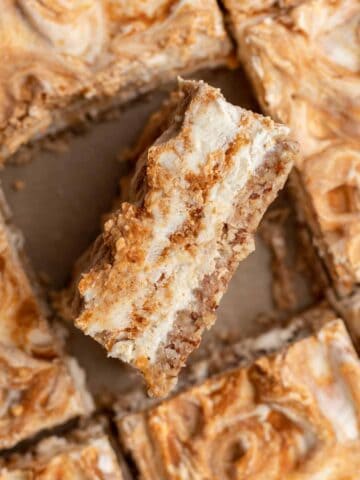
[0,419,126,479]
[60,78,297,397]
[0,0,233,163]
[0,189,94,451]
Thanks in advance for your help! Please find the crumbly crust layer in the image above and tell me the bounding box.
[0,0,232,162]
[117,315,360,479]
[62,79,296,397]
[224,0,360,296]
[0,198,93,450]
[0,422,124,479]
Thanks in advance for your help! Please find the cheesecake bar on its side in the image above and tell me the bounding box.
[0,0,232,162]
[61,79,296,397]
[0,195,93,450]
[223,0,360,297]
[116,307,360,479]
[0,422,126,480]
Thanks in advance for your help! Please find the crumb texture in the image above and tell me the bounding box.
[0,0,231,161]
[225,0,360,294]
[118,319,360,479]
[0,208,93,450]
[67,79,296,397]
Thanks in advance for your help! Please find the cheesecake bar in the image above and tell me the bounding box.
[0,422,125,479]
[61,79,296,397]
[116,308,360,479]
[0,0,232,162]
[113,305,328,419]
[223,0,360,297]
[0,196,93,450]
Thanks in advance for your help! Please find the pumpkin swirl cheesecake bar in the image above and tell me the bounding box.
[0,195,93,450]
[115,306,360,479]
[0,421,126,479]
[222,0,360,298]
[0,0,231,162]
[60,79,297,397]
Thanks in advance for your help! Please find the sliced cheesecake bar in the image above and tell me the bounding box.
[116,306,360,479]
[0,422,125,479]
[61,79,297,397]
[0,0,232,162]
[0,195,93,450]
[113,305,329,419]
[223,0,360,297]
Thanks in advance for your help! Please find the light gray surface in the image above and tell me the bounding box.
[0,68,301,396]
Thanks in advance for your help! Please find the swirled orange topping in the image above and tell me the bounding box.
[0,423,124,479]
[118,319,360,479]
[224,0,360,293]
[0,205,93,450]
[0,0,231,161]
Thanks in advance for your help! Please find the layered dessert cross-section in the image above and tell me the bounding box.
[0,196,93,450]
[223,0,360,297]
[0,422,125,479]
[60,79,296,397]
[0,0,232,162]
[116,307,360,479]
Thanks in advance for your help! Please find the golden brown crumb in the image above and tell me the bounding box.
[11,179,25,192]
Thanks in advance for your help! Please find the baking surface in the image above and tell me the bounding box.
[0,68,309,396]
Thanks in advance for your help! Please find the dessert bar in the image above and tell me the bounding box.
[61,79,296,397]
[116,306,360,479]
[0,422,125,479]
[113,304,328,418]
[0,0,231,162]
[223,0,360,297]
[0,195,93,450]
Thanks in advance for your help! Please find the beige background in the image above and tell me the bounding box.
[0,68,308,396]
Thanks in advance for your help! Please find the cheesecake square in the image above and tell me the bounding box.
[0,197,93,450]
[112,304,331,419]
[223,0,360,297]
[0,0,232,162]
[0,422,125,479]
[116,308,360,479]
[60,79,296,397]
